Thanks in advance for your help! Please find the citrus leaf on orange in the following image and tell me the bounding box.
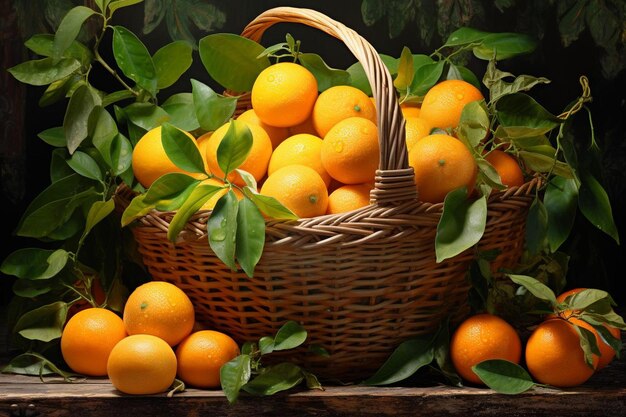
[161,123,206,174]
[143,172,199,205]
[243,189,298,220]
[216,119,252,176]
[191,79,236,131]
[167,182,223,241]
[153,40,193,89]
[409,61,444,97]
[298,53,350,91]
[208,190,239,272]
[161,93,200,131]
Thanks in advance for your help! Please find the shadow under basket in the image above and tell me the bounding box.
[115,7,539,382]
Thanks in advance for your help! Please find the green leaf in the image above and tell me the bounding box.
[38,127,67,147]
[39,74,80,107]
[8,57,81,86]
[472,360,535,394]
[544,177,578,253]
[220,354,252,404]
[14,302,68,342]
[495,93,562,132]
[13,278,56,298]
[525,197,548,254]
[568,289,610,311]
[432,320,462,385]
[435,190,487,263]
[363,336,434,386]
[473,33,537,60]
[121,194,155,226]
[393,46,414,92]
[243,363,304,396]
[273,321,307,351]
[217,120,252,177]
[592,322,623,355]
[457,100,489,148]
[483,60,551,104]
[346,54,398,96]
[303,371,323,391]
[259,336,275,355]
[578,170,620,244]
[108,0,144,15]
[82,199,115,240]
[64,84,97,154]
[67,151,102,181]
[507,274,558,306]
[236,170,258,192]
[167,182,223,241]
[408,61,445,97]
[235,198,265,278]
[191,79,237,131]
[518,151,575,179]
[162,93,200,131]
[573,323,601,367]
[53,6,96,60]
[153,40,193,89]
[1,248,69,280]
[244,189,298,220]
[208,191,239,271]
[199,33,270,92]
[123,102,170,131]
[102,90,135,107]
[110,133,133,175]
[444,27,491,47]
[298,53,350,92]
[582,311,626,330]
[143,173,200,206]
[2,352,75,379]
[25,34,92,66]
[112,25,157,95]
[91,107,118,168]
[161,123,206,174]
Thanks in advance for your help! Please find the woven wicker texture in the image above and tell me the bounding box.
[116,7,538,381]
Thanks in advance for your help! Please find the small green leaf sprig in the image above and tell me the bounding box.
[220,321,325,404]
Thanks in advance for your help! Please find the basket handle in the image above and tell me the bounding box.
[241,7,417,205]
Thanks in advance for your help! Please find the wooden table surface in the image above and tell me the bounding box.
[1,356,625,417]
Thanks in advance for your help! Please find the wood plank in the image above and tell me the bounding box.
[1,356,625,417]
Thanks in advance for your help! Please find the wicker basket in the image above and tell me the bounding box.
[115,7,538,381]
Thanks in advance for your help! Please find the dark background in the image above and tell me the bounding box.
[1,1,625,352]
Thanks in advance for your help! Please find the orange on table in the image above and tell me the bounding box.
[552,288,622,369]
[205,121,272,186]
[251,62,318,127]
[175,330,240,388]
[132,126,201,188]
[237,108,289,149]
[268,133,331,186]
[327,183,372,214]
[312,85,377,137]
[261,164,328,218]
[61,308,126,376]
[419,79,484,130]
[404,116,432,151]
[321,117,379,185]
[107,334,177,395]
[485,149,525,188]
[450,313,522,385]
[123,281,195,347]
[408,134,477,204]
[525,318,599,387]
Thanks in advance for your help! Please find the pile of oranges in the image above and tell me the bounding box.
[450,288,621,388]
[61,281,240,395]
[132,62,527,220]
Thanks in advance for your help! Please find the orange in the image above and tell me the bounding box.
[312,85,377,138]
[553,288,621,369]
[60,308,126,376]
[419,79,484,130]
[132,126,201,188]
[288,115,318,136]
[450,313,522,385]
[199,178,243,211]
[408,134,477,203]
[321,117,379,184]
[237,108,289,149]
[107,334,177,395]
[400,103,421,119]
[327,183,372,214]
[485,149,525,188]
[123,281,195,347]
[268,133,331,186]
[525,318,599,387]
[205,121,272,186]
[175,330,240,388]
[260,164,328,218]
[251,62,318,127]
[404,116,432,151]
